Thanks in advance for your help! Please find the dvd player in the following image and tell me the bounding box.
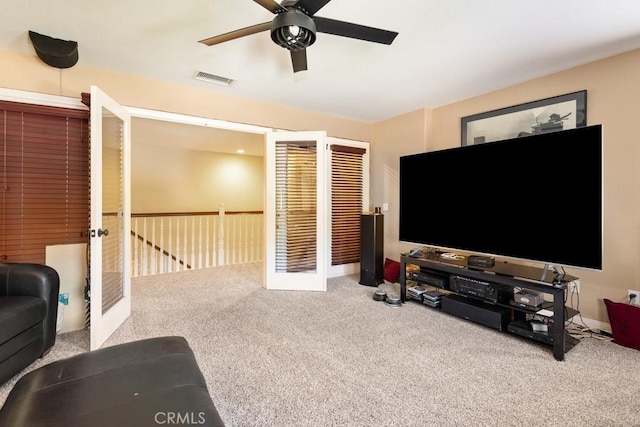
[408,269,449,289]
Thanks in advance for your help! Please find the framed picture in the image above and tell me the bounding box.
[461,90,587,146]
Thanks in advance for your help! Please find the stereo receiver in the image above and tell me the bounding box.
[449,275,511,303]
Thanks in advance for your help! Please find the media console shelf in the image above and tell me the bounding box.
[400,253,579,361]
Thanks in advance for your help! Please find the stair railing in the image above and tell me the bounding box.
[131,205,263,277]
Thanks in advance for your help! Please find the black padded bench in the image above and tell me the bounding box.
[0,336,224,426]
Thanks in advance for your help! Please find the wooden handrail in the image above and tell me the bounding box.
[130,230,191,269]
[104,211,263,218]
[131,211,263,218]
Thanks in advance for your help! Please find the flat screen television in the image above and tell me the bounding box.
[399,124,603,271]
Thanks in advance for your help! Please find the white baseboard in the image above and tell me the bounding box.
[328,263,358,278]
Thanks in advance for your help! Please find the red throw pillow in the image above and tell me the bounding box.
[604,299,640,351]
[383,258,401,283]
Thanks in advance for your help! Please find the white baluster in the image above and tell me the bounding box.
[168,218,173,273]
[230,215,234,265]
[159,217,165,274]
[218,204,225,266]
[244,215,249,263]
[143,217,149,276]
[132,218,138,277]
[181,216,185,270]
[212,215,218,267]
[197,216,202,269]
[150,217,156,275]
[205,216,210,268]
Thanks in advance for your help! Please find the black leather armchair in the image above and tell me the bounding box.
[0,263,59,386]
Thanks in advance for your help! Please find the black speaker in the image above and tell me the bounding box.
[359,213,383,286]
[29,31,79,69]
[441,294,509,331]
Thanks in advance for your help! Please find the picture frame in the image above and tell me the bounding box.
[461,90,587,146]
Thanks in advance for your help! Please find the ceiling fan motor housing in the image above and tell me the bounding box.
[271,9,316,51]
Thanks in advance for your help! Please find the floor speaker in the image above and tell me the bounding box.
[359,213,383,286]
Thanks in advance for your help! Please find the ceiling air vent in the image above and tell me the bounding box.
[194,70,234,86]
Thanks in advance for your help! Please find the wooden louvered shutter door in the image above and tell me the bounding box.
[330,144,365,266]
[275,142,318,273]
[0,102,89,263]
[265,130,326,292]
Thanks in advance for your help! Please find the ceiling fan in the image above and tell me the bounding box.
[198,0,399,73]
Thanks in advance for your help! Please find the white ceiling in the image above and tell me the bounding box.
[3,1,640,124]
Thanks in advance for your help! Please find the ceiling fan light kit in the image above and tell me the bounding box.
[199,0,398,73]
[271,8,316,51]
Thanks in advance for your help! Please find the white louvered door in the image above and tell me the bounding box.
[265,131,327,291]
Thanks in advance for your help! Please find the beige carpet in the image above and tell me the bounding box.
[2,262,639,426]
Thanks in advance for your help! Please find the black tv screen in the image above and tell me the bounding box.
[399,124,603,270]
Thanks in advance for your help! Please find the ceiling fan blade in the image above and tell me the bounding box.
[199,22,272,46]
[254,0,286,14]
[294,0,332,16]
[291,49,308,73]
[314,17,398,45]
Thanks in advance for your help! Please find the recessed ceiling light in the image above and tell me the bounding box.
[194,70,234,86]
[236,149,245,154]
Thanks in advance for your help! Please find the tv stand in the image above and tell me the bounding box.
[400,253,578,361]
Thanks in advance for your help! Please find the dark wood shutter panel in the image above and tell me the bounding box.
[330,144,364,266]
[1,102,89,263]
[275,142,318,273]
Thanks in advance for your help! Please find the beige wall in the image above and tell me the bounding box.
[373,48,640,325]
[132,144,264,213]
[370,109,432,258]
[0,50,370,142]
